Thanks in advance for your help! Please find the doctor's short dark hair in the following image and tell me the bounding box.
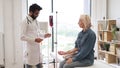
[29,3,42,13]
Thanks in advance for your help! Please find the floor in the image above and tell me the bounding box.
[1,60,120,68]
[42,60,120,68]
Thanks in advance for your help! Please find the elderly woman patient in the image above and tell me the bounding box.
[58,14,96,68]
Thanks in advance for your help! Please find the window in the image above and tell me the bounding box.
[54,0,84,52]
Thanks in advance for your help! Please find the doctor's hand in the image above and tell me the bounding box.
[35,38,43,43]
[44,33,51,38]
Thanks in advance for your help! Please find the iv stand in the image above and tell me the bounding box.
[55,11,58,68]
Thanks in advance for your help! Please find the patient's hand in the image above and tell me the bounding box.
[58,51,66,55]
[63,54,73,59]
[66,58,72,64]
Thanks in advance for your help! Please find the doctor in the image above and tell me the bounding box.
[21,3,51,68]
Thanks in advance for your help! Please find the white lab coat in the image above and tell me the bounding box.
[21,15,44,65]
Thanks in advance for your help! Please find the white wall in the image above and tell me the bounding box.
[91,0,107,20]
[91,0,107,58]
[3,0,23,67]
[108,0,120,19]
[0,0,3,33]
[0,33,4,65]
[0,0,4,65]
[0,0,26,68]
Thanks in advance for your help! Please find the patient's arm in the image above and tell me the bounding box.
[66,48,78,54]
[63,48,78,59]
[58,48,78,55]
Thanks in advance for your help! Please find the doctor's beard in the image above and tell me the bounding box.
[31,14,37,20]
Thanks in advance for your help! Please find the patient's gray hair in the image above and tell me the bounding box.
[80,14,91,30]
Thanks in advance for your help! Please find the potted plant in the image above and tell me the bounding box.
[111,25,117,40]
[104,43,110,51]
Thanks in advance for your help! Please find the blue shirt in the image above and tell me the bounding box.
[72,28,96,64]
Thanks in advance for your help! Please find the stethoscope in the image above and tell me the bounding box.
[26,17,38,25]
[26,17,40,34]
